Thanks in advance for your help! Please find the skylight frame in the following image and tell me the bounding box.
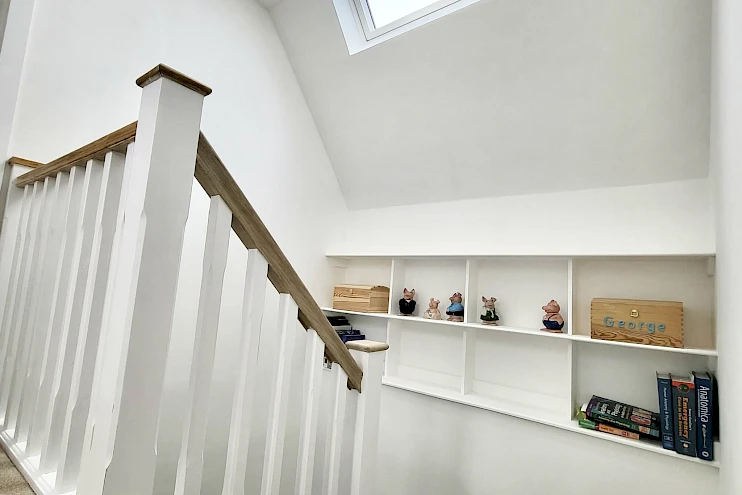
[352,0,463,41]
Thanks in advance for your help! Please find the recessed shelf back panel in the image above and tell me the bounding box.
[396,320,462,390]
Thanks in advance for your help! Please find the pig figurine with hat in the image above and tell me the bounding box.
[423,298,442,320]
[398,288,417,316]
[446,292,465,322]
[541,299,565,333]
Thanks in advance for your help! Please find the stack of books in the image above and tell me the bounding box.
[656,371,717,461]
[327,316,366,343]
[577,396,661,442]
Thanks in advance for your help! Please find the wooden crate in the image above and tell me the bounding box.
[590,298,684,348]
[333,285,390,313]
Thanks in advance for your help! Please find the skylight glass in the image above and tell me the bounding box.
[366,0,442,28]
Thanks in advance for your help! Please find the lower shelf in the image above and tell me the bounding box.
[382,375,720,468]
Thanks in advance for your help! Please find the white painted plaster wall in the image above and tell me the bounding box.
[5,0,346,493]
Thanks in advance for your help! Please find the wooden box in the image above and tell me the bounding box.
[333,285,390,313]
[590,298,684,348]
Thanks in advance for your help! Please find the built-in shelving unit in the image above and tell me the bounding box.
[324,255,720,467]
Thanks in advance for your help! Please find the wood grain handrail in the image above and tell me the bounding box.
[7,157,45,169]
[15,122,137,188]
[195,133,364,391]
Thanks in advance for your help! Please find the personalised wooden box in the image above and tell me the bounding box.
[590,298,684,348]
[332,285,390,313]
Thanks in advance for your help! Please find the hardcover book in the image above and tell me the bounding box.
[577,407,640,440]
[693,371,714,461]
[656,372,675,450]
[671,374,697,457]
[585,396,661,438]
[341,334,365,343]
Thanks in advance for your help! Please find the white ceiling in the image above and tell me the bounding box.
[258,0,284,8]
[271,0,711,210]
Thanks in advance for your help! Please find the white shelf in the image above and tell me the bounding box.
[324,308,718,357]
[382,376,720,468]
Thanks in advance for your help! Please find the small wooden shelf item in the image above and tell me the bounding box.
[591,298,684,348]
[333,284,390,313]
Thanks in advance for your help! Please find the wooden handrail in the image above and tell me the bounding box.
[195,133,364,391]
[7,157,45,169]
[15,122,137,188]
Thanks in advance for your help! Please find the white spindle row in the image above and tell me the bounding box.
[0,66,388,495]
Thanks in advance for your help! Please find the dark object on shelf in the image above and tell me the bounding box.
[693,371,715,461]
[341,334,366,344]
[541,300,564,333]
[480,297,499,325]
[446,292,464,322]
[398,288,416,316]
[586,395,661,438]
[423,298,442,320]
[327,315,350,326]
[656,372,675,451]
[671,374,697,457]
[577,406,639,440]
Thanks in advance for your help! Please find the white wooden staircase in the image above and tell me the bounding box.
[0,65,388,495]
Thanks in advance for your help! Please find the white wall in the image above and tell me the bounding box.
[271,0,712,209]
[329,178,715,257]
[5,0,347,493]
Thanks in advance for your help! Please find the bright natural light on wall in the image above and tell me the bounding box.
[366,0,442,28]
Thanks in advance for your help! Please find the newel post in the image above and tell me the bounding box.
[347,340,389,495]
[76,65,211,495]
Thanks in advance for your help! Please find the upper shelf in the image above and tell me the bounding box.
[322,308,718,357]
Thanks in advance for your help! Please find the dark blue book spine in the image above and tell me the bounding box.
[671,375,697,457]
[656,374,674,450]
[694,372,714,461]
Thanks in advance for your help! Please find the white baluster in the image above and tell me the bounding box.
[295,329,324,495]
[0,185,32,421]
[323,364,350,495]
[261,294,300,495]
[55,152,126,492]
[173,195,232,495]
[76,143,133,489]
[4,181,45,433]
[221,249,269,495]
[78,68,207,495]
[40,160,103,471]
[15,175,60,444]
[347,341,389,495]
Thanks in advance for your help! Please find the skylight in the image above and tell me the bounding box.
[335,0,481,54]
[365,0,442,28]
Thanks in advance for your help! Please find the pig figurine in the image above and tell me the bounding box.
[480,297,499,325]
[423,298,442,320]
[446,292,465,322]
[398,288,416,316]
[541,300,565,333]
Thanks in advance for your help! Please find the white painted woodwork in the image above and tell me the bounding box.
[221,249,269,495]
[15,175,60,446]
[76,144,134,492]
[323,365,349,495]
[78,77,205,495]
[461,328,476,395]
[174,196,232,495]
[0,185,31,419]
[25,172,69,456]
[261,294,300,495]
[4,181,44,431]
[295,329,324,495]
[349,348,385,495]
[55,152,126,492]
[40,160,104,472]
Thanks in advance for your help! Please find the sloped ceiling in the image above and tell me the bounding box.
[271,0,711,210]
[258,0,284,8]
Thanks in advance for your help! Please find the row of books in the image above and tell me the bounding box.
[657,371,716,461]
[327,315,366,343]
[578,396,661,442]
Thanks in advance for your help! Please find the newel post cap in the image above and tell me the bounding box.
[346,340,390,353]
[136,64,212,96]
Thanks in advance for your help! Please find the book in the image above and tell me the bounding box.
[577,406,640,440]
[671,374,697,457]
[693,371,714,461]
[656,372,675,450]
[341,334,365,343]
[585,396,661,438]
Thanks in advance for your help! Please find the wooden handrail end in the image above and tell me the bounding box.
[136,64,213,96]
[7,157,44,169]
[346,340,390,353]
